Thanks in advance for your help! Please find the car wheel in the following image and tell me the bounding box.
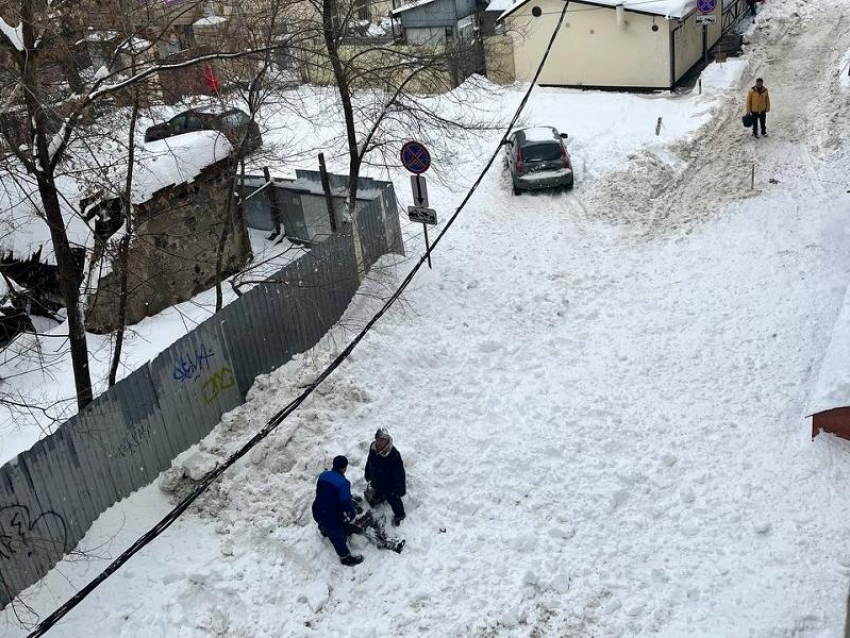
[513,185,521,196]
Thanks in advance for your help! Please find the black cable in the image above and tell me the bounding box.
[25,2,572,634]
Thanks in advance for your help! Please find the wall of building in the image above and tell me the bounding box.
[671,6,722,84]
[85,161,251,333]
[406,26,448,45]
[484,35,516,84]
[397,0,475,28]
[506,0,670,89]
[301,45,455,92]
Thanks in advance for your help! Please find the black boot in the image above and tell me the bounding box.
[340,554,364,566]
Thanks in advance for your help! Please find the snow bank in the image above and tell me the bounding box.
[840,49,850,91]
[808,284,850,414]
[133,131,232,203]
[697,57,750,94]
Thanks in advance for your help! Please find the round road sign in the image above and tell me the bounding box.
[696,0,716,14]
[400,141,431,174]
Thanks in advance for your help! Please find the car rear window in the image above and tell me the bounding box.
[521,143,561,163]
[218,112,251,128]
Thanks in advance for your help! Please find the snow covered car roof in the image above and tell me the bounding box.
[499,0,696,23]
[516,126,560,143]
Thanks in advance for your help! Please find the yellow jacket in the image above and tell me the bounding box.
[746,87,770,113]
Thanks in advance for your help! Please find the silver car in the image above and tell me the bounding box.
[503,126,574,195]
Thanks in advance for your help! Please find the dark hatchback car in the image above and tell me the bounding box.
[144,108,263,155]
[504,126,573,194]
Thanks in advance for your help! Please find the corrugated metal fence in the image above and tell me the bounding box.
[0,181,403,608]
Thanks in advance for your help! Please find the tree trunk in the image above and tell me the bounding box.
[321,0,361,221]
[108,74,141,387]
[37,179,93,409]
[18,0,92,409]
[215,170,238,312]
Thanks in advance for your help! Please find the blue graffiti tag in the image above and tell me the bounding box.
[172,345,215,382]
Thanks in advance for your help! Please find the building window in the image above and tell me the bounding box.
[355,0,369,20]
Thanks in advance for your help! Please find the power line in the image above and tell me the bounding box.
[24,2,573,635]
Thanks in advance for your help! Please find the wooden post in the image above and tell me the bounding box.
[423,224,432,269]
[318,152,337,233]
[751,164,755,189]
[655,117,662,136]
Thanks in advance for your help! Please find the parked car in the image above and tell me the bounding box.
[144,108,263,155]
[503,126,573,194]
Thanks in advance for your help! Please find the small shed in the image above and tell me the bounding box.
[392,0,479,45]
[240,170,400,246]
[809,289,850,440]
[84,131,250,333]
[499,0,725,90]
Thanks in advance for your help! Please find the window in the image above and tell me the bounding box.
[355,0,368,20]
[218,112,250,129]
[521,143,561,163]
[169,115,187,131]
[184,116,205,131]
[445,25,454,41]
[174,24,195,50]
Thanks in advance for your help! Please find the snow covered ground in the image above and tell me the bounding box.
[4,0,850,635]
[0,42,740,463]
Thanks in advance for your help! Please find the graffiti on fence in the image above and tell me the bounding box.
[116,420,154,458]
[172,345,215,382]
[202,365,236,404]
[0,504,68,562]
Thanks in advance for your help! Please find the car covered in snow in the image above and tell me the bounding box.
[144,108,262,156]
[503,126,573,194]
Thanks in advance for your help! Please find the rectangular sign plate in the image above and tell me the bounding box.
[408,205,438,225]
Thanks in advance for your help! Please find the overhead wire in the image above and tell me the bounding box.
[25,1,573,635]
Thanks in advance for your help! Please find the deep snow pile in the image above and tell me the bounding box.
[4,2,850,636]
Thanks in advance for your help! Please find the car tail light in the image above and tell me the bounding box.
[515,148,523,172]
[560,143,570,169]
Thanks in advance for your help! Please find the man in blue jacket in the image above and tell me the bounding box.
[311,455,363,566]
[365,428,407,526]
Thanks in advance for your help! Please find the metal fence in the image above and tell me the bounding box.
[0,180,403,608]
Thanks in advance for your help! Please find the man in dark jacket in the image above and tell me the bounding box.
[365,428,407,526]
[312,455,363,566]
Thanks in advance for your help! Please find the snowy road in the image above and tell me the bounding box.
[5,1,850,636]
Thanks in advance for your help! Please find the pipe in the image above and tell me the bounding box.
[616,3,625,29]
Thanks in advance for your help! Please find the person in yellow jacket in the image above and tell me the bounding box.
[746,78,771,138]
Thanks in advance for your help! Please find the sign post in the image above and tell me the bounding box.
[400,141,436,269]
[696,0,717,67]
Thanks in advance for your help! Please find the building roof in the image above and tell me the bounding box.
[130,131,233,204]
[486,0,517,12]
[392,0,440,15]
[499,0,696,22]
